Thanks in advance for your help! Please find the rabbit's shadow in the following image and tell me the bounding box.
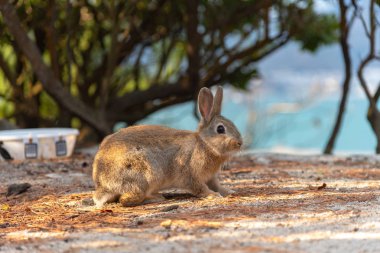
[161,191,194,200]
[79,190,195,210]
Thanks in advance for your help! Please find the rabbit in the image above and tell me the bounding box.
[92,86,243,207]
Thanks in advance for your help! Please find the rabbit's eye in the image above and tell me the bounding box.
[217,125,225,134]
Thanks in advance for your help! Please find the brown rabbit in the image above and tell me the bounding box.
[92,86,242,207]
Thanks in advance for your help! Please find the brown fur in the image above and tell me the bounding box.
[92,86,242,207]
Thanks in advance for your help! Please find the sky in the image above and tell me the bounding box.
[258,0,380,101]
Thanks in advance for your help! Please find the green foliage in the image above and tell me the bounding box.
[293,13,339,52]
[39,92,59,120]
[0,0,339,134]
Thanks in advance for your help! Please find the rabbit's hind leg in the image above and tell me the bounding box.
[119,176,149,207]
[93,188,120,208]
[119,190,146,207]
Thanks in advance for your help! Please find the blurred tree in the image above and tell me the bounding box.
[0,0,337,139]
[325,0,380,154]
[353,0,380,153]
[324,0,355,154]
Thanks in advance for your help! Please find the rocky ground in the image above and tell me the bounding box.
[1,152,380,253]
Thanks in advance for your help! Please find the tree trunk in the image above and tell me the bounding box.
[185,0,201,91]
[323,0,352,154]
[367,107,380,154]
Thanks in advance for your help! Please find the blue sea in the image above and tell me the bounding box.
[138,92,377,154]
[137,0,379,155]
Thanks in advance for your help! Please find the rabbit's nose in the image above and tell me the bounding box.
[235,140,242,148]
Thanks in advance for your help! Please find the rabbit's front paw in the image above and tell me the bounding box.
[219,187,235,197]
[205,191,222,199]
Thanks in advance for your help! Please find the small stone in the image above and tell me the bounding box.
[160,205,179,212]
[163,232,171,239]
[66,214,80,219]
[81,198,95,206]
[0,222,10,228]
[6,183,31,197]
[160,219,172,229]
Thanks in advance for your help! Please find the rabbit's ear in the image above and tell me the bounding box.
[198,87,214,122]
[212,86,223,116]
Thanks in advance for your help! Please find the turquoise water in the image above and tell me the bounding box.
[136,2,377,154]
[261,98,375,153]
[139,95,376,154]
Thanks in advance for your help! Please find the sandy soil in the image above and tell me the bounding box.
[1,152,380,253]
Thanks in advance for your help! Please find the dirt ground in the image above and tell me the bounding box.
[1,152,380,253]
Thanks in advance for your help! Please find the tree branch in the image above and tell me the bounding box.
[0,52,17,88]
[0,1,112,135]
[45,0,61,79]
[355,0,377,107]
[185,0,201,90]
[133,43,147,91]
[324,0,353,154]
[351,0,371,38]
[203,33,288,85]
[99,0,121,113]
[153,35,176,84]
[108,81,189,112]
[373,82,380,102]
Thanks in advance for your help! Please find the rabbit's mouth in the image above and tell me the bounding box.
[229,138,243,151]
[222,144,242,158]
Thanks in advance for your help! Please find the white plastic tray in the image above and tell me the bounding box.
[0,128,79,160]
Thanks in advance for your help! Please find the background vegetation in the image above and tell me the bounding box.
[0,0,337,142]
